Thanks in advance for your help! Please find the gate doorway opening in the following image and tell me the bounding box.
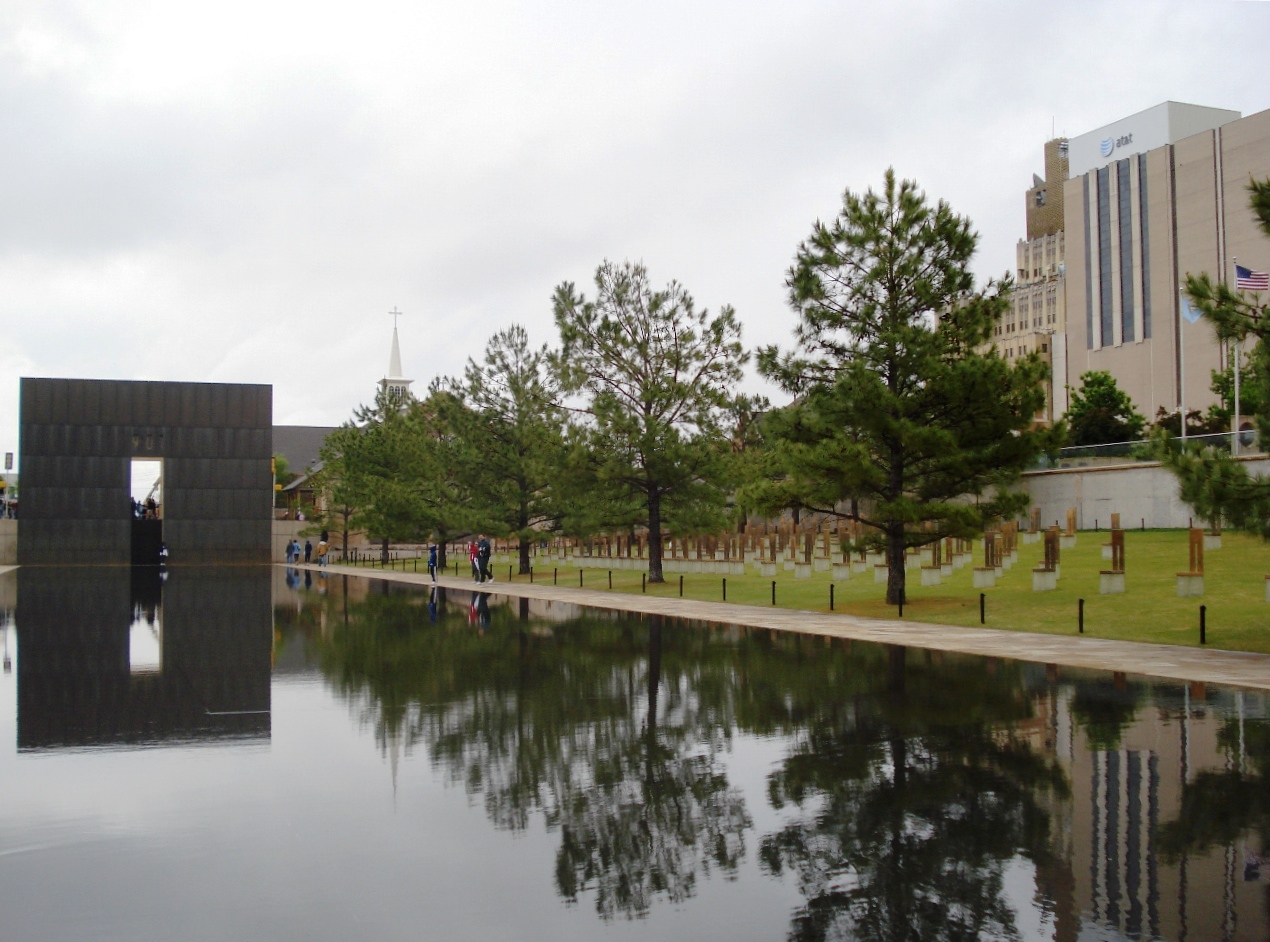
[130,458,164,566]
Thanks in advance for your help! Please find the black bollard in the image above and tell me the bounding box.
[1078,598,1084,633]
[771,581,776,606]
[679,575,683,597]
[979,592,985,624]
[530,567,534,583]
[1200,605,1207,645]
[580,570,584,588]
[898,600,903,618]
[553,568,557,585]
[509,565,513,581]
[608,570,612,589]
[641,573,646,593]
[723,578,727,601]
[830,583,834,611]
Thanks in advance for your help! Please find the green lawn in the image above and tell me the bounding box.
[350,531,1270,653]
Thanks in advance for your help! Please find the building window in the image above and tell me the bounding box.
[1139,152,1151,339]
[1117,159,1135,342]
[1083,175,1093,350]
[1035,189,1047,207]
[1097,166,1112,347]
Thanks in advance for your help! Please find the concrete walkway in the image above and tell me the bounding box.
[297,563,1270,692]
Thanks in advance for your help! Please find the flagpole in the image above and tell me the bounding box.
[1179,282,1187,443]
[1233,256,1241,456]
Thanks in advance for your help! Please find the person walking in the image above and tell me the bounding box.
[317,538,329,567]
[428,543,438,582]
[285,539,294,564]
[304,540,313,563]
[468,540,479,582]
[477,534,492,584]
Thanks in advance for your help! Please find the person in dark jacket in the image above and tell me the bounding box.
[304,540,313,563]
[428,544,438,582]
[476,535,492,583]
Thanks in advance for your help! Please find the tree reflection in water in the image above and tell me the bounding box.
[316,587,750,919]
[757,647,1068,942]
[1160,710,1270,865]
[308,584,1069,934]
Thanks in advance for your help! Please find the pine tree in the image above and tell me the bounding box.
[1063,371,1146,446]
[551,261,747,583]
[442,325,564,574]
[753,169,1053,605]
[317,387,468,567]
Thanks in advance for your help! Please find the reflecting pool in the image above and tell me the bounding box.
[1,566,1268,941]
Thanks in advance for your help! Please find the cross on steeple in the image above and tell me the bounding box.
[389,306,403,329]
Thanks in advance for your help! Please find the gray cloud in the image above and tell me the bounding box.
[1,0,1268,454]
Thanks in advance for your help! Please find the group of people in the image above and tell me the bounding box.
[285,533,331,566]
[281,534,496,579]
[131,497,159,519]
[419,537,494,584]
[468,535,493,584]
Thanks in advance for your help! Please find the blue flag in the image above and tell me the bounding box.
[1181,296,1203,324]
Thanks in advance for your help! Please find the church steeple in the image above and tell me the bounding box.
[379,308,413,404]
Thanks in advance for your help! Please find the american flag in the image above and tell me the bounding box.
[1236,264,1269,292]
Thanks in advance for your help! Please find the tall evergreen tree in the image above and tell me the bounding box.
[317,388,468,566]
[551,261,747,582]
[753,169,1052,605]
[443,325,564,574]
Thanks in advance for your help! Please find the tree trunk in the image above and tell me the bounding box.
[645,614,663,784]
[885,522,906,606]
[380,536,389,565]
[518,510,533,576]
[647,488,665,583]
[436,534,448,573]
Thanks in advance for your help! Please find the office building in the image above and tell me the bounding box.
[995,138,1070,422]
[1063,102,1270,426]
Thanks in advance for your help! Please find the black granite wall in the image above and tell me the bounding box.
[18,378,272,564]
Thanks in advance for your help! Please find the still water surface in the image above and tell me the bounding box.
[0,566,1267,941]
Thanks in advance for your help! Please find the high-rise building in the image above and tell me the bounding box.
[993,137,1069,422]
[1062,102,1270,427]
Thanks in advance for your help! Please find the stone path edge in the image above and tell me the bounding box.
[296,563,1270,692]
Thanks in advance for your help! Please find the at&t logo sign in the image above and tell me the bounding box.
[1100,133,1134,159]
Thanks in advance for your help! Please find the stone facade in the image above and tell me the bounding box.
[992,138,1069,422]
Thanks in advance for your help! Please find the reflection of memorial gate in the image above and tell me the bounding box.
[15,566,271,749]
[131,518,163,565]
[17,378,272,564]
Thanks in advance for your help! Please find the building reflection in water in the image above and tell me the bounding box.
[1028,676,1268,942]
[15,566,272,750]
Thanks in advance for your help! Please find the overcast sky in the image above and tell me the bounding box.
[2,0,1268,457]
